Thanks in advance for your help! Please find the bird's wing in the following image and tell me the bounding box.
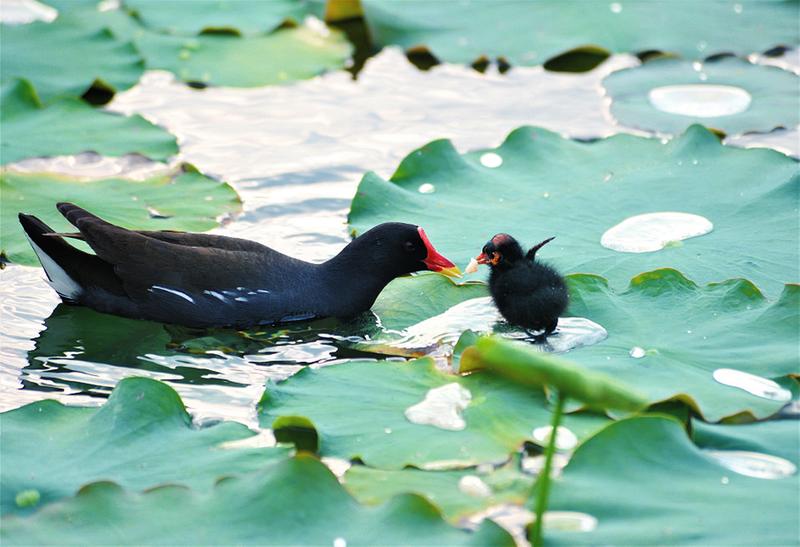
[526,236,556,261]
[56,202,301,296]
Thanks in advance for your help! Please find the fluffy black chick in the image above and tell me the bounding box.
[468,233,568,335]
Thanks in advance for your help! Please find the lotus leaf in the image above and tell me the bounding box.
[546,416,799,545]
[692,418,799,463]
[361,0,799,66]
[565,270,798,421]
[0,454,513,545]
[259,358,609,469]
[0,79,177,165]
[348,125,799,297]
[1,168,241,266]
[373,273,488,331]
[0,377,290,515]
[460,336,647,412]
[123,0,316,35]
[134,25,352,87]
[345,459,532,522]
[604,57,800,135]
[0,14,143,102]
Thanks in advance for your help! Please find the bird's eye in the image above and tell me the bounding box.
[403,241,416,253]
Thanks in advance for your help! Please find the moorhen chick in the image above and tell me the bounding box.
[466,233,567,335]
[18,203,460,328]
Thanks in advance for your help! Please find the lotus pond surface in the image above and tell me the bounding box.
[0,2,798,545]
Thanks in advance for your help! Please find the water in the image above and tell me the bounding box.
[404,383,472,431]
[365,296,607,359]
[1,36,797,423]
[705,450,797,479]
[600,212,714,253]
[629,346,646,358]
[458,475,493,497]
[531,425,579,451]
[648,85,752,117]
[712,369,792,402]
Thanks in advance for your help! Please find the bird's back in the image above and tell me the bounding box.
[489,260,568,333]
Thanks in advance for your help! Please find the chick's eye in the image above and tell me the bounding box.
[403,241,416,253]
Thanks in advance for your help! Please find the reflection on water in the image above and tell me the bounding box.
[648,84,752,117]
[600,212,714,253]
[1,45,796,424]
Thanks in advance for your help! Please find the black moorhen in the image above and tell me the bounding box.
[18,203,461,328]
[466,233,567,335]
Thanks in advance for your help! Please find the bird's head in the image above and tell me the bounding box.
[466,233,555,272]
[349,223,461,278]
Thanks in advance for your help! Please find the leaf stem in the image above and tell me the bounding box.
[531,388,565,547]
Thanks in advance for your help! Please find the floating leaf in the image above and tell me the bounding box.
[546,416,799,545]
[259,358,609,469]
[692,418,799,464]
[564,270,798,421]
[345,459,533,523]
[460,336,647,412]
[135,25,352,87]
[0,377,290,515]
[373,273,487,331]
[604,57,800,135]
[1,167,241,265]
[123,0,316,35]
[0,14,144,102]
[0,79,177,165]
[349,125,798,297]
[0,454,513,545]
[361,0,799,66]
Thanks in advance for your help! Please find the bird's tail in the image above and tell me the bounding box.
[18,212,87,302]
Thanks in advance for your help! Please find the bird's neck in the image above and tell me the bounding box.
[318,249,396,316]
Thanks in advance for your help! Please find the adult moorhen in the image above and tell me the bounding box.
[466,233,567,335]
[18,203,461,328]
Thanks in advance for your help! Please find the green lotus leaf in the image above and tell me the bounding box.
[0,79,177,165]
[460,336,647,412]
[345,458,533,523]
[259,358,609,469]
[348,125,799,297]
[0,377,290,515]
[361,0,799,66]
[546,416,799,545]
[123,0,317,35]
[373,273,488,331]
[564,270,799,421]
[0,14,144,102]
[604,57,800,135]
[692,418,799,464]
[134,25,352,87]
[1,167,241,266]
[0,454,513,546]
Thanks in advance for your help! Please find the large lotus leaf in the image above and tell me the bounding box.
[0,454,513,546]
[372,273,488,331]
[123,0,316,35]
[134,25,352,87]
[563,269,798,421]
[1,168,241,266]
[361,0,799,66]
[0,80,177,165]
[0,377,290,515]
[604,57,800,135]
[0,15,143,102]
[259,358,609,469]
[345,459,532,523]
[692,419,799,464]
[546,416,799,545]
[348,125,799,297]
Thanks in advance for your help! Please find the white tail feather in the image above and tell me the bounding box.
[25,234,82,300]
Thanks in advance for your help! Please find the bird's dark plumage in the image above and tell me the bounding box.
[475,233,568,335]
[19,203,459,328]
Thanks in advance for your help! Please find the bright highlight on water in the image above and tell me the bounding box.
[601,212,714,253]
[648,85,752,118]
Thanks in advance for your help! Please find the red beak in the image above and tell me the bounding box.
[418,227,461,278]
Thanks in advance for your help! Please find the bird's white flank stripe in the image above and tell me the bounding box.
[150,285,195,304]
